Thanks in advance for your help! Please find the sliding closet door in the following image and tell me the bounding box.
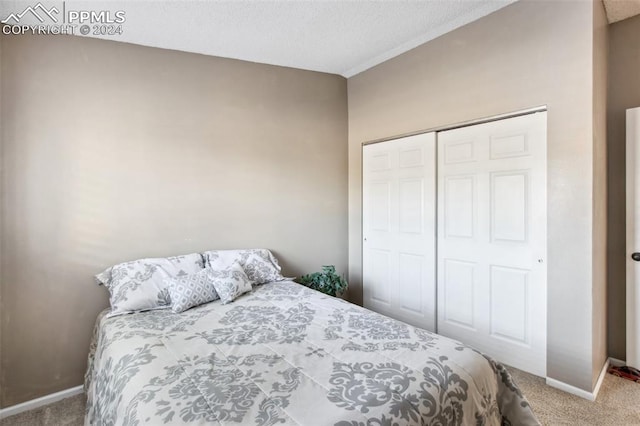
[437,112,547,376]
[363,133,436,332]
[627,107,640,370]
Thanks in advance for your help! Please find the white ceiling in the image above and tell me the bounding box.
[603,0,640,23]
[0,0,516,77]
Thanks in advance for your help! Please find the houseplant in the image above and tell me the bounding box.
[297,265,347,297]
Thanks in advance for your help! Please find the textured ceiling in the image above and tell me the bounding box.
[0,0,515,77]
[603,0,640,23]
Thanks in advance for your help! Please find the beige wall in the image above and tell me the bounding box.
[347,0,600,391]
[0,27,3,411]
[592,0,609,386]
[607,13,640,360]
[0,34,348,407]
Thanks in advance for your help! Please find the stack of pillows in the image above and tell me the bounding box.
[95,249,285,317]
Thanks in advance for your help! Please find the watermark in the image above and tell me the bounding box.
[1,2,126,36]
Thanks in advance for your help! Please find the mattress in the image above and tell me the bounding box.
[85,280,539,425]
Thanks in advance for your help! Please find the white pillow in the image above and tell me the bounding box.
[95,253,204,317]
[202,249,284,285]
[209,262,253,304]
[167,269,219,313]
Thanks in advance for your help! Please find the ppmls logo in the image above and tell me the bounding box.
[1,2,59,24]
[1,2,125,36]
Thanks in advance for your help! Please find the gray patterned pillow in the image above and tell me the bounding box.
[167,269,219,313]
[209,262,253,304]
[95,253,204,317]
[202,249,284,285]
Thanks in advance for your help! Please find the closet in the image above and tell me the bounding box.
[363,111,547,377]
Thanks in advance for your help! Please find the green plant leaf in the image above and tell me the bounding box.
[295,265,348,297]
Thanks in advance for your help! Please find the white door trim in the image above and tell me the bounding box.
[363,106,547,147]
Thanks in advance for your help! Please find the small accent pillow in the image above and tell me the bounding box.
[209,262,253,304]
[95,253,204,317]
[167,269,219,313]
[202,249,284,285]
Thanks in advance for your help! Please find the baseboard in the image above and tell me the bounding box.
[608,357,625,367]
[545,357,611,402]
[591,357,611,399]
[546,377,597,401]
[0,385,84,420]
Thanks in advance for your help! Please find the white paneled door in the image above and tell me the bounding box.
[626,107,640,370]
[363,133,437,332]
[437,112,547,376]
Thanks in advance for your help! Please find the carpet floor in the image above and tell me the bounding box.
[509,367,640,425]
[1,369,639,425]
[0,394,85,426]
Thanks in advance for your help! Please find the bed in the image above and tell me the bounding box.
[85,280,539,425]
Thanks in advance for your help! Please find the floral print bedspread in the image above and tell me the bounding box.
[85,281,539,425]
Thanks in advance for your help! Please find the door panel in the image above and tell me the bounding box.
[437,112,547,377]
[490,133,529,159]
[368,248,392,306]
[444,176,475,238]
[363,133,436,332]
[399,178,424,233]
[489,265,529,343]
[444,140,476,164]
[398,253,424,314]
[443,259,476,329]
[369,182,391,231]
[491,171,528,242]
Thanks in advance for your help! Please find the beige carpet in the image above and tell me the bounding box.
[1,370,639,425]
[509,367,640,425]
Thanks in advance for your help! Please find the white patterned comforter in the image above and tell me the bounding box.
[85,281,539,425]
